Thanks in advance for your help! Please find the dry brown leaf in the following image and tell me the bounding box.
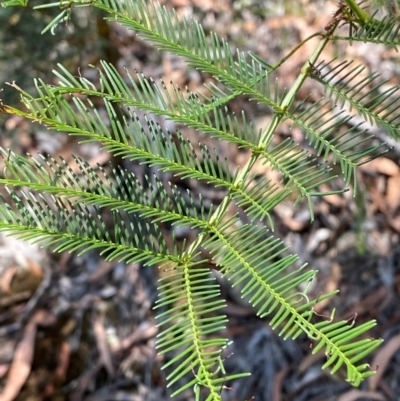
[111,322,158,354]
[43,340,71,399]
[54,341,70,382]
[0,365,8,379]
[282,216,309,231]
[313,262,341,313]
[388,215,400,233]
[0,291,31,308]
[298,350,325,373]
[0,321,37,401]
[370,185,387,215]
[319,183,345,207]
[272,367,290,401]
[0,266,17,294]
[386,175,400,212]
[359,158,400,176]
[87,260,116,283]
[0,310,55,401]
[369,333,400,391]
[2,258,43,296]
[338,389,386,401]
[93,314,115,377]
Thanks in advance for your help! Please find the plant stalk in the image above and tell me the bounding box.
[344,0,374,24]
[184,25,337,261]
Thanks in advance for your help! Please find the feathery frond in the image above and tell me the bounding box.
[0,188,174,264]
[51,61,262,145]
[0,150,215,230]
[89,0,281,109]
[203,219,382,386]
[155,263,248,398]
[289,99,388,189]
[332,13,400,49]
[260,138,344,217]
[311,59,400,139]
[10,66,341,220]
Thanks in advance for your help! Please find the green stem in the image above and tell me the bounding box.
[250,31,325,73]
[344,0,373,24]
[271,32,324,71]
[184,26,337,260]
[343,0,382,30]
[260,32,332,149]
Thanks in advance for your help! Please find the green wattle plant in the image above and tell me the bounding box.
[1,0,399,399]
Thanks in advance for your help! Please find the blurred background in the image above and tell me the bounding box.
[1,1,400,400]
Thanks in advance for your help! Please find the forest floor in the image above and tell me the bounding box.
[1,1,400,400]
